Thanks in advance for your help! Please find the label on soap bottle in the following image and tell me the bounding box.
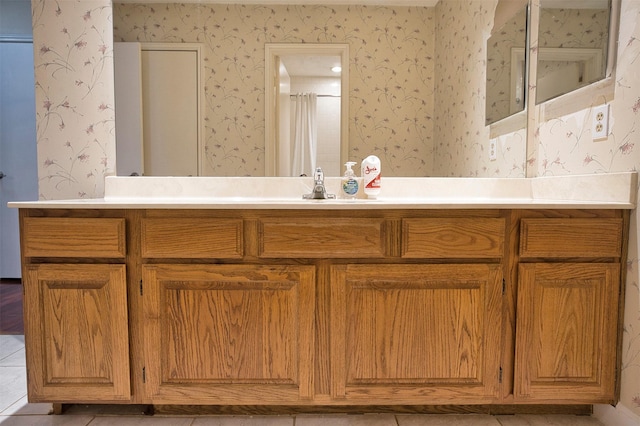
[342,177,359,196]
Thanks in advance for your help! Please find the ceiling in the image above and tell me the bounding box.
[114,0,610,10]
[117,0,441,5]
[280,55,342,78]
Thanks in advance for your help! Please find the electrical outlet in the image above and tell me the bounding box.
[592,104,609,141]
[489,139,497,161]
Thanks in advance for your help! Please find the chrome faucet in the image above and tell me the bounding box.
[303,167,336,200]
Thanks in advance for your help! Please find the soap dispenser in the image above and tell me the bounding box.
[341,161,359,200]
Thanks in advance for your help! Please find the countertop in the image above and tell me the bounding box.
[8,172,638,210]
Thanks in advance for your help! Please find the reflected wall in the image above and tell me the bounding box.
[537,5,610,103]
[433,0,527,178]
[113,3,435,177]
[485,6,527,125]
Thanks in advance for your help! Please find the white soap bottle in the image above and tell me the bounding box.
[361,155,381,199]
[341,161,359,200]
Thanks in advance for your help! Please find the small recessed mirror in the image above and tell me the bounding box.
[485,1,529,126]
[536,0,611,104]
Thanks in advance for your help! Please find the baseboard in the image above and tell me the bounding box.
[594,403,640,426]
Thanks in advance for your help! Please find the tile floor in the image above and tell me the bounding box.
[0,335,607,425]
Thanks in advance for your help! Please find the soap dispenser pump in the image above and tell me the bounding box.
[341,161,359,200]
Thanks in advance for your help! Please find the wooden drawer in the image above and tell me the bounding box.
[402,218,505,258]
[258,217,385,258]
[519,218,623,258]
[142,218,243,258]
[22,217,126,258]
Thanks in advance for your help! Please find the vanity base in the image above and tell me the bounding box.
[52,404,594,416]
[20,208,628,409]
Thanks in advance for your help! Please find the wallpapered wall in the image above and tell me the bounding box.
[28,0,640,419]
[31,0,115,199]
[113,3,435,177]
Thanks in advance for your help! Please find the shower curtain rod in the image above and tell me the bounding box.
[289,94,340,98]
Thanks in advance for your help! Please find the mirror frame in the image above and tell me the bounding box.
[264,43,349,177]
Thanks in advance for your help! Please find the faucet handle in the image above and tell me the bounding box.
[313,167,324,183]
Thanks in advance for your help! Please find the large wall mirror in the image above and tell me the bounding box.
[113,0,618,178]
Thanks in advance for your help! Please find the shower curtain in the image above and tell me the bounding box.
[291,93,317,177]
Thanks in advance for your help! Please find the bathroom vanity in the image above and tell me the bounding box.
[10,174,636,412]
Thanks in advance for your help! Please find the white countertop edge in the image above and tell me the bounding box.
[7,199,636,209]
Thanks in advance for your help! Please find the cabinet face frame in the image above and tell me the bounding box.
[510,209,628,405]
[23,264,131,402]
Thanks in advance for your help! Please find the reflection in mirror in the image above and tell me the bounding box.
[278,54,342,177]
[265,44,349,177]
[486,1,528,126]
[536,0,610,104]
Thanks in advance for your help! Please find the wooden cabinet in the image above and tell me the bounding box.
[515,263,620,403]
[21,215,131,403]
[330,263,503,404]
[17,208,629,409]
[141,264,315,404]
[513,216,625,404]
[23,263,130,402]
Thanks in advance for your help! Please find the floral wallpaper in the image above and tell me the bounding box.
[113,3,435,177]
[31,0,115,199]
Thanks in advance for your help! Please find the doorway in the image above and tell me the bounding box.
[0,41,38,279]
[264,44,349,177]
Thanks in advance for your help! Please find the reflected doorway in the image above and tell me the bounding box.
[265,44,349,177]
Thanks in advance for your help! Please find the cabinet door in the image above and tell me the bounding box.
[515,263,620,403]
[330,264,503,404]
[142,264,315,404]
[23,264,131,402]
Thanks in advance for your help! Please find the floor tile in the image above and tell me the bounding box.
[89,416,194,425]
[296,413,398,426]
[0,347,26,367]
[1,396,52,416]
[0,414,94,425]
[496,414,604,426]
[0,366,27,413]
[396,414,501,426]
[192,415,294,425]
[0,335,25,360]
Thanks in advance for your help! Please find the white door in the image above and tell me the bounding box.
[0,42,38,278]
[114,42,144,176]
[141,47,200,176]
